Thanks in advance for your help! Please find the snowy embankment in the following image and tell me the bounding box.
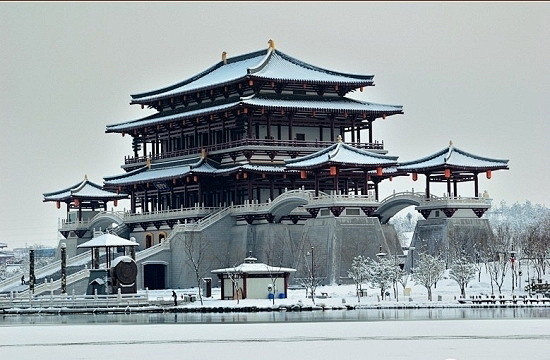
[2,264,549,314]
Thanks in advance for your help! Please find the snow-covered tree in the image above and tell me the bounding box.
[348,255,368,302]
[365,256,396,300]
[449,257,477,297]
[412,253,445,301]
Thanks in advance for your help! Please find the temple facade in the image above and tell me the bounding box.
[40,41,509,294]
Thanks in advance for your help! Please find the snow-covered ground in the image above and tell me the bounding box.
[144,262,549,310]
[1,264,548,360]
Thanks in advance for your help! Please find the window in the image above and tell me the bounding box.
[296,133,305,141]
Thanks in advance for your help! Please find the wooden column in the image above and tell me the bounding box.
[446,178,451,197]
[425,174,431,198]
[368,119,373,144]
[266,113,271,139]
[351,117,356,143]
[453,180,458,198]
[474,173,479,197]
[330,115,335,142]
[314,170,320,197]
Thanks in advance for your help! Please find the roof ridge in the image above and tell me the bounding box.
[247,47,275,75]
[131,49,268,100]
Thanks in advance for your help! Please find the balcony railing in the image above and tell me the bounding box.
[124,138,384,164]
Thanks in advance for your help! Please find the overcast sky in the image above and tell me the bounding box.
[1,2,548,248]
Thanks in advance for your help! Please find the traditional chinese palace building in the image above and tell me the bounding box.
[36,41,508,293]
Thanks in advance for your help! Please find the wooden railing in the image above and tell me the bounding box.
[124,138,384,164]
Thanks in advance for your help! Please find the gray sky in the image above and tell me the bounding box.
[1,2,548,248]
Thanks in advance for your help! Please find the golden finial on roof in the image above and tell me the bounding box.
[146,158,151,169]
[222,51,227,64]
[449,140,453,146]
[201,148,207,159]
[268,39,275,50]
[337,135,343,143]
[84,174,88,180]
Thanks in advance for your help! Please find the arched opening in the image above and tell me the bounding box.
[145,233,154,248]
[158,232,167,243]
[143,263,167,290]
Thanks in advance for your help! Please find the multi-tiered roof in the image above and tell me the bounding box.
[103,41,404,214]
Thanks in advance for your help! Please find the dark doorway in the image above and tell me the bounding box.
[143,264,166,290]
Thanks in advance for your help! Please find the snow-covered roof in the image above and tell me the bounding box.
[105,158,295,186]
[243,95,402,113]
[285,140,398,169]
[106,101,241,133]
[77,233,139,248]
[211,257,296,275]
[130,48,374,104]
[106,95,402,134]
[397,143,509,173]
[104,158,200,186]
[43,177,128,202]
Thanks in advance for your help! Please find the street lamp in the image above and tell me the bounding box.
[409,246,416,274]
[510,248,517,294]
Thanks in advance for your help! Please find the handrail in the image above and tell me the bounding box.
[17,268,91,297]
[0,251,92,293]
[125,139,385,164]
[61,210,125,226]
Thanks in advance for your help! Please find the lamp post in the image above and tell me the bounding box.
[61,243,67,294]
[409,246,416,274]
[510,248,516,294]
[306,246,315,302]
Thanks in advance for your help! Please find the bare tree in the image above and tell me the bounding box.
[486,223,512,295]
[412,253,445,301]
[521,216,550,281]
[183,232,212,305]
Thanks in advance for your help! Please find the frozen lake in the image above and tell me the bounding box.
[1,306,549,325]
[1,309,549,360]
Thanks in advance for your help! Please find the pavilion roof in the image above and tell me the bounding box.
[285,140,398,170]
[106,95,402,134]
[104,158,200,186]
[43,177,128,202]
[397,143,509,173]
[104,158,294,186]
[77,233,138,249]
[130,47,374,104]
[211,256,296,275]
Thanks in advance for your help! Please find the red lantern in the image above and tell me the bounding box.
[243,172,248,179]
[56,201,60,209]
[486,170,492,179]
[74,198,80,207]
[376,167,383,176]
[193,176,198,182]
[300,170,307,179]
[412,173,418,181]
[236,173,240,180]
[444,168,451,179]
[329,166,337,176]
[114,199,118,207]
[390,176,393,182]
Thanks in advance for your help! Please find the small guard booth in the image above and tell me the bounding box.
[211,257,296,300]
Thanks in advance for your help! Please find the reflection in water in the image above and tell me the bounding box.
[1,307,549,326]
